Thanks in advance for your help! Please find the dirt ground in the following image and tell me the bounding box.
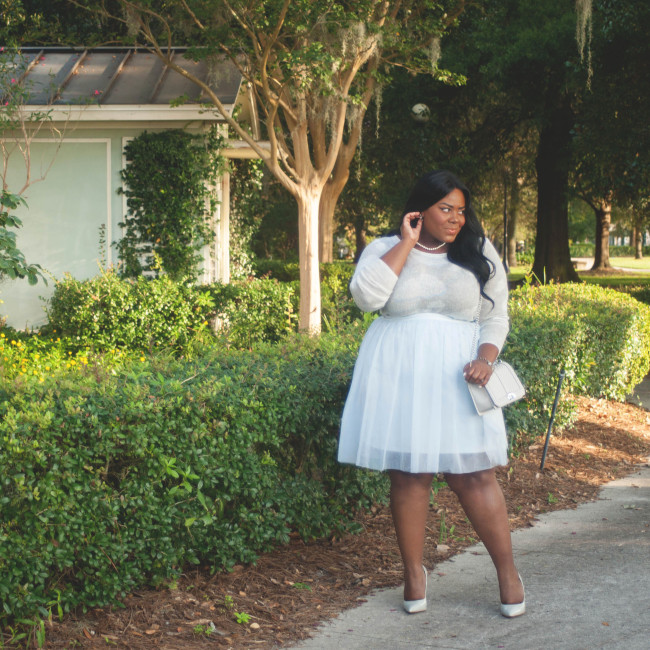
[8,395,650,649]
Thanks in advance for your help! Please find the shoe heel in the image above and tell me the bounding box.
[500,573,526,618]
[403,565,427,614]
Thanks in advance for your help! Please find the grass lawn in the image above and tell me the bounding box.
[507,265,650,287]
[608,256,650,270]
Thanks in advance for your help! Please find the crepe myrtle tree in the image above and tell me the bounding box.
[74,0,467,332]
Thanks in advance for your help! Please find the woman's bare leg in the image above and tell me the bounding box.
[445,469,524,604]
[388,470,434,600]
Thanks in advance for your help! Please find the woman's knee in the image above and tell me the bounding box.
[445,469,494,496]
[389,470,434,493]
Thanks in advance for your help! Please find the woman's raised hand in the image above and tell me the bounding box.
[380,211,424,275]
[401,211,423,245]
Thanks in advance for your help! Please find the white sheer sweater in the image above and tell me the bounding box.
[349,235,510,351]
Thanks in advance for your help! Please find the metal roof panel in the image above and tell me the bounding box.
[6,48,241,111]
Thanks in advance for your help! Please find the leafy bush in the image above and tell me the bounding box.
[250,261,360,331]
[207,278,298,347]
[608,245,650,257]
[116,129,225,281]
[0,327,136,383]
[0,191,45,285]
[46,271,214,353]
[505,282,650,445]
[252,258,300,282]
[569,242,595,257]
[0,333,385,626]
[569,242,650,258]
[3,279,650,628]
[613,285,650,307]
[514,250,534,267]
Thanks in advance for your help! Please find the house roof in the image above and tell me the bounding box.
[4,47,242,122]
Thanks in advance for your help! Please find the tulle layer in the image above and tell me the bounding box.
[338,313,508,474]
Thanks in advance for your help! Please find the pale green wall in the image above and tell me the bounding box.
[0,127,198,329]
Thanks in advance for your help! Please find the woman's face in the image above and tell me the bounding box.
[420,188,466,244]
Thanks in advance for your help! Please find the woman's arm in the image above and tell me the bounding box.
[349,212,422,312]
[464,240,509,386]
[380,212,422,274]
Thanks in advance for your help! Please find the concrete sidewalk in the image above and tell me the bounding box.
[291,464,650,649]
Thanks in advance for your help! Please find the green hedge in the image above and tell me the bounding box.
[613,285,650,307]
[45,267,361,352]
[46,271,213,353]
[0,333,385,627]
[504,283,650,445]
[207,278,298,348]
[569,243,650,258]
[2,281,650,627]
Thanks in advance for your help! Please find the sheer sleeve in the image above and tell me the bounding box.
[349,237,399,312]
[478,239,510,352]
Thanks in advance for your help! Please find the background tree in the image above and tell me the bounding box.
[572,0,650,269]
[73,0,468,332]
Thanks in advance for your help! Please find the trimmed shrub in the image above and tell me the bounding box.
[3,281,650,626]
[0,332,385,626]
[45,271,214,352]
[504,282,650,446]
[614,285,650,307]
[252,259,300,281]
[569,243,650,258]
[207,278,298,348]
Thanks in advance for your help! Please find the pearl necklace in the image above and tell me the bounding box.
[416,240,446,252]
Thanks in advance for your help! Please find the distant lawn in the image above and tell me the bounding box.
[508,265,650,287]
[609,256,650,270]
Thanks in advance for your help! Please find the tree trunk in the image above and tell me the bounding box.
[318,176,347,263]
[353,211,367,262]
[297,189,322,333]
[592,196,612,269]
[507,177,519,269]
[633,215,643,259]
[532,100,580,283]
[319,159,353,263]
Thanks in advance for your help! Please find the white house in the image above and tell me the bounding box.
[1,47,261,329]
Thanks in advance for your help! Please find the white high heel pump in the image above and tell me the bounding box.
[500,574,526,618]
[403,565,428,614]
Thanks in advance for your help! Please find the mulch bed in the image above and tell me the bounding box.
[9,396,650,649]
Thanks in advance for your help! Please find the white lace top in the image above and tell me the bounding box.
[349,235,510,351]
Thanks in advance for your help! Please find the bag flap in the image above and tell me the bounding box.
[485,362,526,406]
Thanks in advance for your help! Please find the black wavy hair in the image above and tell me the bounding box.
[390,169,495,302]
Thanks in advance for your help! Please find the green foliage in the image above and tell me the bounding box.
[2,277,650,629]
[505,281,650,445]
[207,278,298,348]
[0,191,44,285]
[0,327,134,383]
[249,260,361,332]
[616,286,650,307]
[1,47,54,286]
[569,243,650,257]
[569,242,595,257]
[229,159,265,279]
[45,270,213,353]
[116,129,225,281]
[229,158,299,266]
[0,333,387,627]
[251,259,300,281]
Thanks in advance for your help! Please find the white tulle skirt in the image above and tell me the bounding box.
[338,313,508,474]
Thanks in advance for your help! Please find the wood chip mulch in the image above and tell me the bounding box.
[8,396,650,650]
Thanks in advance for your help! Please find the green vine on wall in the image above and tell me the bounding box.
[116,128,226,281]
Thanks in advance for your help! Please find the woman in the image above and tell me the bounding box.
[338,170,525,617]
